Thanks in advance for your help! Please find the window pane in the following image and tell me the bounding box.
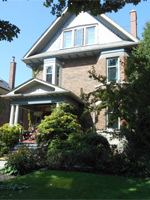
[47,66,52,73]
[86,26,95,44]
[108,113,118,129]
[75,28,83,46]
[108,58,118,67]
[108,67,117,82]
[64,30,72,48]
[46,74,52,83]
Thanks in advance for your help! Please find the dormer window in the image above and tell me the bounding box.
[63,24,97,48]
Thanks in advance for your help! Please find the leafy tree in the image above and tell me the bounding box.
[44,0,144,17]
[82,21,150,157]
[0,0,20,42]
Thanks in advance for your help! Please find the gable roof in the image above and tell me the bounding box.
[1,78,84,104]
[22,9,139,67]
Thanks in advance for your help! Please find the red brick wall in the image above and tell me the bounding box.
[35,54,128,130]
[0,97,10,127]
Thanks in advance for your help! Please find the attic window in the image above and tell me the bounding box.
[63,25,96,48]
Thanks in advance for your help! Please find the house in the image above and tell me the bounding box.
[1,9,139,134]
[0,77,11,127]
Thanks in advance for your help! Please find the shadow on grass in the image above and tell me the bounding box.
[0,170,150,199]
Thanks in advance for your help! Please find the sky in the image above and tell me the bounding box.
[0,0,150,87]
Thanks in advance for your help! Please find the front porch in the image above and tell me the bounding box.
[1,78,84,129]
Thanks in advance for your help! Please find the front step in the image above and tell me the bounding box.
[9,142,39,153]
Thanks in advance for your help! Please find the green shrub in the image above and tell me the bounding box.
[4,147,35,175]
[0,123,24,148]
[47,133,111,172]
[3,146,48,175]
[36,103,83,146]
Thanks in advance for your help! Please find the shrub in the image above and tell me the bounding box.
[3,146,48,175]
[0,123,24,148]
[47,133,112,172]
[36,103,83,146]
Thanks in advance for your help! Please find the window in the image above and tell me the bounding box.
[107,112,119,129]
[64,30,72,48]
[75,28,84,46]
[44,58,62,86]
[86,26,95,45]
[107,58,119,82]
[46,66,52,83]
[63,25,96,48]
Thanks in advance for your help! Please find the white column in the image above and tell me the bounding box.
[9,104,15,126]
[56,102,59,108]
[14,104,19,125]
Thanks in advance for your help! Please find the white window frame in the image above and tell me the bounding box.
[43,58,62,86]
[106,109,120,131]
[46,66,53,84]
[107,57,120,83]
[62,24,97,49]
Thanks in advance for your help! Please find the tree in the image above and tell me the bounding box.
[44,0,144,17]
[0,0,20,42]
[82,21,150,157]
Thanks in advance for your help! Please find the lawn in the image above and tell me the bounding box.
[0,170,150,199]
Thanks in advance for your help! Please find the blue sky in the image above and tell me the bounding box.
[0,0,150,87]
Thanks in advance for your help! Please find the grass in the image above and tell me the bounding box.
[0,170,150,199]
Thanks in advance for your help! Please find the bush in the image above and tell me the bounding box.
[3,146,47,175]
[47,133,112,172]
[0,123,24,148]
[36,103,83,146]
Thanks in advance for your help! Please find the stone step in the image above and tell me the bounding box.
[10,142,39,153]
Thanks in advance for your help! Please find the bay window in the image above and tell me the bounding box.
[46,66,53,84]
[44,58,62,86]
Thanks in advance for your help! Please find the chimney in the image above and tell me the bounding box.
[130,10,137,38]
[9,56,16,89]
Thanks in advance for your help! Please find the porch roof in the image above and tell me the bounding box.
[1,78,84,105]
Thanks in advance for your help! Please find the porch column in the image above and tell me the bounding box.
[14,104,19,125]
[56,102,59,108]
[9,104,15,126]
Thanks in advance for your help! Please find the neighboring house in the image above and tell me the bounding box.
[0,78,11,126]
[2,9,139,135]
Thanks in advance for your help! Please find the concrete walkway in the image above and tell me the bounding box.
[0,161,6,170]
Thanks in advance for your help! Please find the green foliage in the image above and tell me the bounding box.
[0,20,20,42]
[82,21,150,177]
[4,147,35,175]
[47,133,111,172]
[0,123,24,148]
[44,0,141,17]
[0,182,30,191]
[36,103,83,146]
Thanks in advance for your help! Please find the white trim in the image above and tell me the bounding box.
[43,58,62,86]
[106,111,120,131]
[107,57,120,83]
[101,14,139,43]
[24,7,68,59]
[62,24,98,49]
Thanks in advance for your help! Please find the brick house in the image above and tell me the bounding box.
[2,9,139,134]
[0,78,11,126]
